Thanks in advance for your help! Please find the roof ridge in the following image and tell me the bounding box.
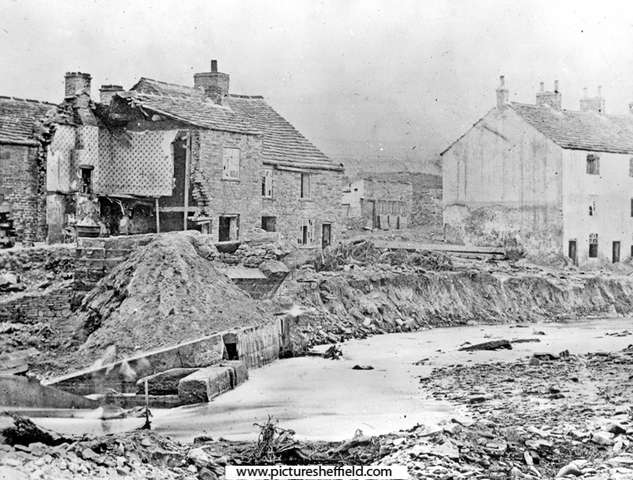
[229,94,265,99]
[0,95,56,106]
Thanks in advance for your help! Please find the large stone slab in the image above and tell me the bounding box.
[178,361,248,405]
[136,368,199,395]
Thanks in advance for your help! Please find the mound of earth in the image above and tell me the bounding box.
[61,232,273,371]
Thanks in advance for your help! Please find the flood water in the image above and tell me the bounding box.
[22,317,633,442]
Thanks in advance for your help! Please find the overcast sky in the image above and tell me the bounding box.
[2,0,633,174]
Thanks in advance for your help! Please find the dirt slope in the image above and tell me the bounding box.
[55,232,272,372]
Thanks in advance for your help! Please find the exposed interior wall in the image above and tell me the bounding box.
[442,107,564,256]
[562,150,633,266]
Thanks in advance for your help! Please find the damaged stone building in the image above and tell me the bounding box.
[341,177,412,230]
[442,77,633,266]
[44,62,344,247]
[0,96,54,244]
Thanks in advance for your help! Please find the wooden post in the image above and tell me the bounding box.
[183,133,191,231]
[155,198,160,233]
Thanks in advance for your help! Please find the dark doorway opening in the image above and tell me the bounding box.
[613,241,621,263]
[225,342,239,360]
[322,223,332,249]
[568,240,577,266]
[219,215,239,242]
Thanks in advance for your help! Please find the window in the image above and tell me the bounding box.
[298,219,314,245]
[631,198,633,218]
[261,216,276,232]
[222,148,240,179]
[589,233,598,258]
[589,195,597,216]
[262,169,273,198]
[300,173,311,199]
[629,157,633,177]
[586,154,600,175]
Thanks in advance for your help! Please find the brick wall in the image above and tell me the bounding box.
[0,144,46,242]
[0,284,78,323]
[262,167,345,248]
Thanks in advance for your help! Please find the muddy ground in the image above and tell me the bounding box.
[4,341,633,479]
[3,233,633,479]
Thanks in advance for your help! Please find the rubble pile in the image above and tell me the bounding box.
[379,347,633,478]
[310,240,453,272]
[216,242,290,268]
[0,244,75,297]
[32,232,274,377]
[0,422,226,480]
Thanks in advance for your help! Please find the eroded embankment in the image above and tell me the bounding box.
[280,267,633,352]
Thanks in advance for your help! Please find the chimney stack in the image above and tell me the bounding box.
[536,80,562,110]
[496,76,509,109]
[194,60,230,105]
[580,86,605,114]
[65,72,91,98]
[99,85,124,105]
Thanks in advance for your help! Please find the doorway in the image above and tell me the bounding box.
[219,215,239,242]
[568,240,577,266]
[322,223,332,249]
[613,241,621,263]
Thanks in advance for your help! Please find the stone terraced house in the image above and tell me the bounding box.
[43,62,345,248]
[442,77,633,266]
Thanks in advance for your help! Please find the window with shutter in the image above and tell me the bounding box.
[298,219,314,245]
[222,148,240,179]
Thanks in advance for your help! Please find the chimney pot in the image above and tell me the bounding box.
[583,87,588,98]
[536,80,562,110]
[211,60,218,73]
[540,82,544,92]
[580,86,606,114]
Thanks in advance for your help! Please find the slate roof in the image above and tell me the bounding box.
[127,78,260,136]
[126,78,343,171]
[0,96,55,146]
[229,95,343,171]
[509,102,633,155]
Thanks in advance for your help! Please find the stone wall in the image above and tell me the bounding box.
[47,320,282,395]
[0,144,46,243]
[262,167,344,248]
[192,130,263,242]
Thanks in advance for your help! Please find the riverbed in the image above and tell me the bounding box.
[26,317,633,442]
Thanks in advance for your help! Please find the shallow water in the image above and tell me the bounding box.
[23,317,633,442]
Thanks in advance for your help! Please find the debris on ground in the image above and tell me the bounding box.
[458,339,512,351]
[352,365,374,370]
[31,232,275,377]
[323,345,343,360]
